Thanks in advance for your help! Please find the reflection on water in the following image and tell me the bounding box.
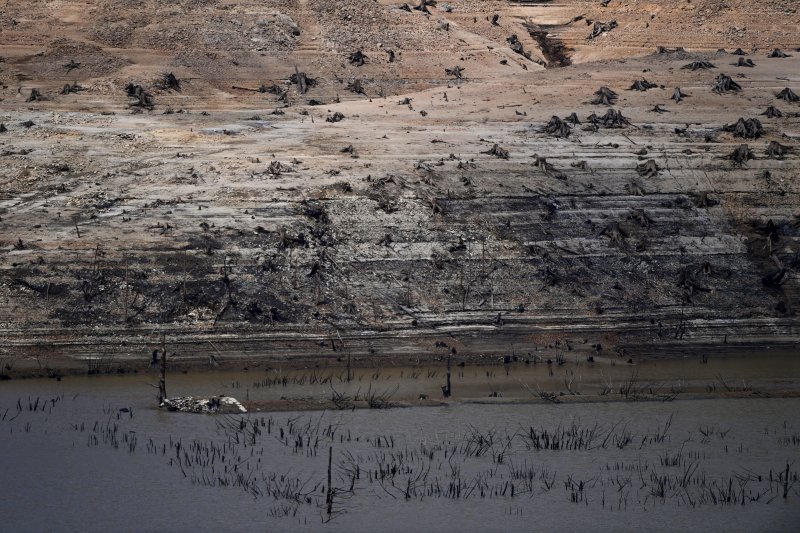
[1,365,799,532]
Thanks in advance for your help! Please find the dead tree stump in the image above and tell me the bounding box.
[776,88,798,102]
[761,105,783,118]
[445,66,464,79]
[671,87,688,102]
[727,144,754,166]
[483,143,509,159]
[26,88,42,102]
[591,86,618,105]
[543,115,571,137]
[712,74,741,93]
[723,117,763,139]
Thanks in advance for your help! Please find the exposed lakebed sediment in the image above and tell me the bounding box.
[0,1,798,370]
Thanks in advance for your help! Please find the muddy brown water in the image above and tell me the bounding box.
[1,355,799,532]
[59,350,800,404]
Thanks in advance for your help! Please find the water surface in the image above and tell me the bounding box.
[1,366,798,532]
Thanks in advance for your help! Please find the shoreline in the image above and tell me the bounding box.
[241,388,800,413]
[2,344,798,413]
[2,339,799,380]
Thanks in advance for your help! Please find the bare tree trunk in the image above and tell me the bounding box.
[337,330,351,383]
[295,65,307,94]
[158,335,167,404]
[446,351,452,396]
[123,262,129,322]
[443,349,452,398]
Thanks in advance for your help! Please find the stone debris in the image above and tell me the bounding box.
[161,396,247,414]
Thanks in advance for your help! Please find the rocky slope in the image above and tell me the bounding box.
[0,0,798,372]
